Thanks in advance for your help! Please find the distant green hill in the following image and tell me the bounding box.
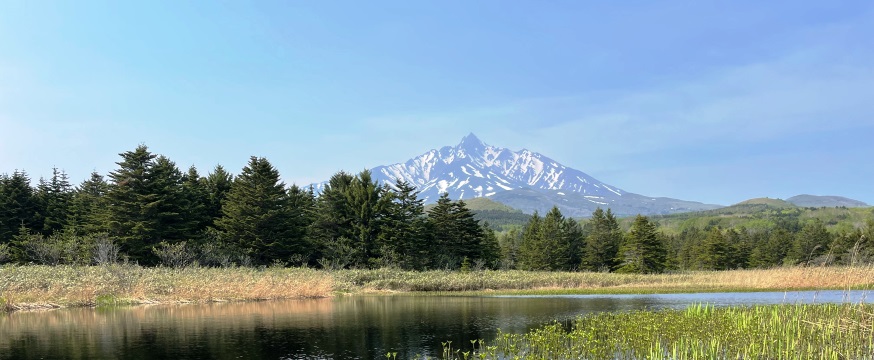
[629,197,874,235]
[787,194,869,208]
[735,198,797,208]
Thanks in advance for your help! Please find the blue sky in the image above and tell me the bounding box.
[1,1,872,206]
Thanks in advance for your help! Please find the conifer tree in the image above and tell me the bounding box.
[149,156,193,243]
[106,145,159,262]
[34,168,74,235]
[695,227,730,270]
[180,165,210,237]
[616,215,666,274]
[204,165,234,225]
[379,180,428,269]
[518,211,544,270]
[426,193,485,269]
[581,208,622,271]
[68,172,110,235]
[309,171,355,267]
[787,219,831,265]
[345,170,390,266]
[748,228,792,268]
[217,156,302,265]
[0,171,37,244]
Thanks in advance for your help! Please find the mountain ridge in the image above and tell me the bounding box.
[312,133,721,216]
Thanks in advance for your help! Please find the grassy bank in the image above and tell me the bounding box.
[2,265,873,311]
[335,265,874,294]
[0,264,334,311]
[416,303,874,359]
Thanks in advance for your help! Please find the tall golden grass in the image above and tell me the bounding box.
[0,264,334,311]
[335,265,874,293]
[2,264,872,311]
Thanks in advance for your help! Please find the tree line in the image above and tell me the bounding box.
[0,145,499,269]
[2,145,872,273]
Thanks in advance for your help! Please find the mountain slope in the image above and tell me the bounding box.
[313,133,721,216]
[371,133,626,203]
[786,194,869,208]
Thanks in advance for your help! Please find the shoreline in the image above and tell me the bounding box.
[2,264,873,313]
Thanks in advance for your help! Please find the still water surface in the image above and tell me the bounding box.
[0,290,869,359]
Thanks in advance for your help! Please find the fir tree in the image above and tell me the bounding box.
[106,145,159,262]
[616,215,666,274]
[0,170,37,244]
[68,172,110,235]
[426,193,485,269]
[216,156,302,265]
[581,208,622,272]
[204,165,234,225]
[33,168,74,235]
[379,180,428,269]
[787,219,832,265]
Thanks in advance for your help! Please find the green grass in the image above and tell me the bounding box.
[416,303,874,359]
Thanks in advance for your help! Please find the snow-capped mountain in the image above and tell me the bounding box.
[313,133,721,216]
[373,133,625,204]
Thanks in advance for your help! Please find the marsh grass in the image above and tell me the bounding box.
[2,264,872,311]
[418,303,874,359]
[335,265,874,294]
[0,264,334,311]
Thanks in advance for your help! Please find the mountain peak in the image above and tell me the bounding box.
[457,133,486,152]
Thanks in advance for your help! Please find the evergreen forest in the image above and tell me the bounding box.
[1,145,873,273]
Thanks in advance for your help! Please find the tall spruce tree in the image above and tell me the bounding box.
[180,165,210,237]
[787,219,831,265]
[581,208,622,272]
[426,193,485,269]
[216,156,302,265]
[0,170,37,244]
[694,227,730,270]
[379,180,428,269]
[149,156,194,243]
[308,171,355,267]
[517,207,577,270]
[345,170,390,266]
[616,215,666,274]
[106,145,159,262]
[33,168,74,235]
[68,172,110,235]
[204,165,234,225]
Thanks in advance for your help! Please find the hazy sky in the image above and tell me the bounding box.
[1,1,872,206]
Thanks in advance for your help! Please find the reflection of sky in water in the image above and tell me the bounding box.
[2,290,871,360]
[493,289,872,310]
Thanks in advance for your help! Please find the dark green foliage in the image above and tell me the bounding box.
[180,166,210,237]
[616,215,666,274]
[67,172,110,235]
[693,227,731,270]
[0,170,37,244]
[518,207,582,271]
[581,208,622,272]
[345,170,391,267]
[308,171,357,268]
[149,156,198,243]
[33,168,74,235]
[787,219,832,265]
[204,165,234,225]
[216,156,305,265]
[748,228,793,268]
[473,210,532,231]
[426,193,487,269]
[497,227,522,269]
[379,180,428,269]
[105,145,160,262]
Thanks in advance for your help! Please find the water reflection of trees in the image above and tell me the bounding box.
[0,294,749,359]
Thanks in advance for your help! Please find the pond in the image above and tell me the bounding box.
[0,290,869,359]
